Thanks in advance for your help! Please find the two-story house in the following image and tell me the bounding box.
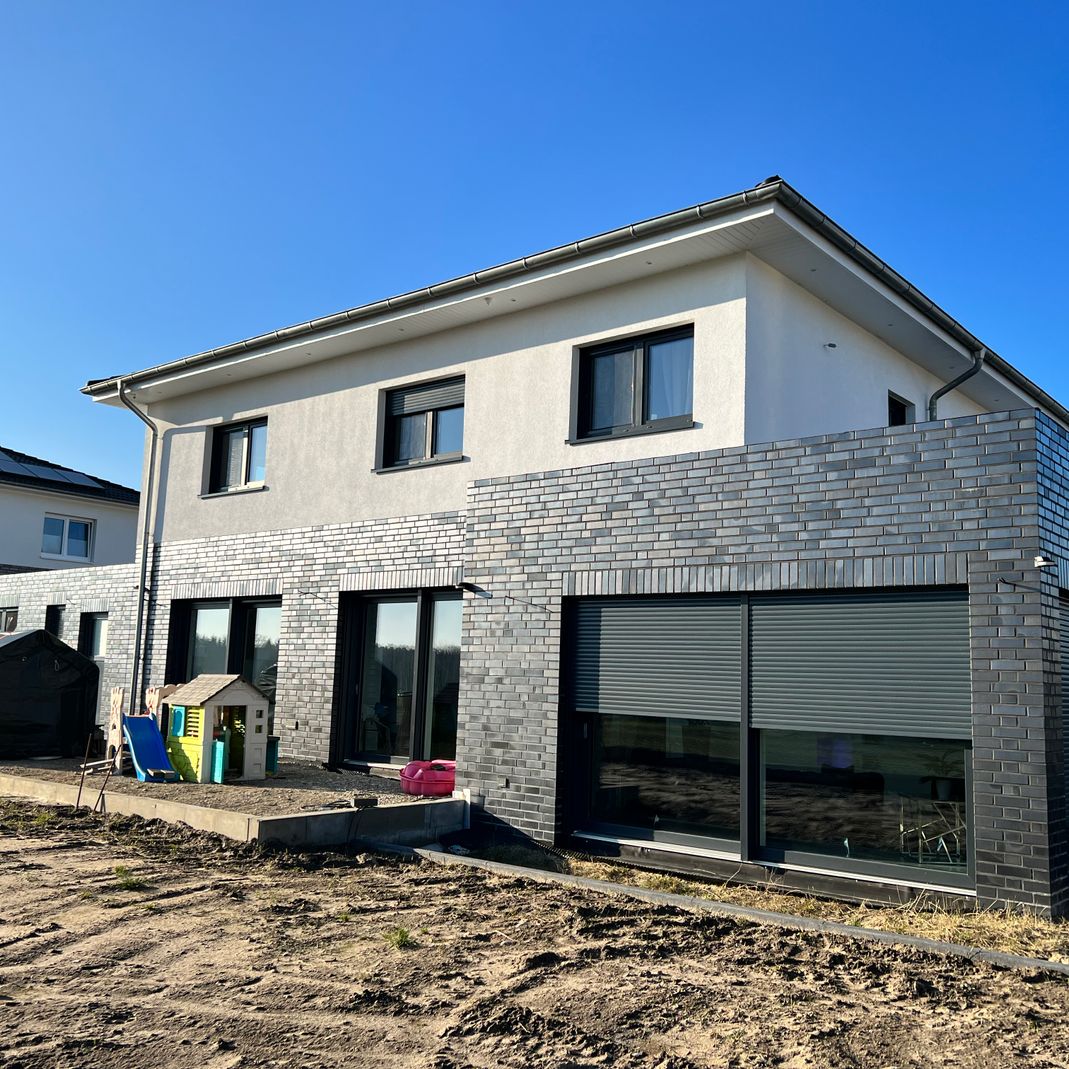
[3,177,1068,915]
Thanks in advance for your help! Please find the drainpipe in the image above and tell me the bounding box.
[117,379,159,714]
[928,348,987,421]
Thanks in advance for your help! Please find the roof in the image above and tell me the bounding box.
[80,176,1069,426]
[0,445,139,506]
[166,674,267,706]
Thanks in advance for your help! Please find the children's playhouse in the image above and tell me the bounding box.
[163,674,270,783]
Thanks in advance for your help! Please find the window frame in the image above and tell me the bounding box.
[205,417,268,495]
[570,325,695,444]
[0,607,18,632]
[887,391,917,427]
[375,375,466,472]
[40,514,95,562]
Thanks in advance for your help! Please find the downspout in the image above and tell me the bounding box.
[928,348,986,421]
[117,380,159,715]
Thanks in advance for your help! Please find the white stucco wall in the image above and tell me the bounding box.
[742,255,986,444]
[0,484,139,570]
[144,257,748,542]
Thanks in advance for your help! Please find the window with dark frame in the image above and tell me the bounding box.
[209,418,267,493]
[0,607,17,633]
[887,392,916,427]
[575,326,694,441]
[381,377,465,469]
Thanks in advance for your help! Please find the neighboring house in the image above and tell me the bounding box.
[0,446,139,579]
[3,176,1069,916]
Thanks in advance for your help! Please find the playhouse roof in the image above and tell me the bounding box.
[166,674,267,707]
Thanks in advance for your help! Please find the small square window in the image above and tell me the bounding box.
[0,607,18,633]
[574,327,694,441]
[380,377,465,469]
[41,516,94,560]
[888,392,916,427]
[209,419,268,492]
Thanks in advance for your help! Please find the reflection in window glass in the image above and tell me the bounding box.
[591,714,740,842]
[424,596,462,759]
[645,336,693,422]
[244,603,281,705]
[67,521,91,559]
[190,604,230,677]
[761,730,968,872]
[248,423,268,483]
[89,614,109,658]
[41,517,65,555]
[358,600,418,760]
[433,406,464,457]
[590,349,634,432]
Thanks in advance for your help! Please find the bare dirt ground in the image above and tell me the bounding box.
[1,800,1068,1069]
[0,760,417,815]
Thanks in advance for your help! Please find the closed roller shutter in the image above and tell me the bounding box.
[750,590,971,739]
[387,377,464,415]
[570,597,742,722]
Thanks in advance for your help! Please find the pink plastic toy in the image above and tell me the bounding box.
[400,759,457,796]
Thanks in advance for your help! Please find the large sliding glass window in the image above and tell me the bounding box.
[188,603,230,677]
[760,731,968,874]
[569,597,742,848]
[342,591,462,765]
[357,600,419,761]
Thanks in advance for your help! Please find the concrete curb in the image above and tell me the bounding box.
[0,773,465,848]
[411,847,1069,978]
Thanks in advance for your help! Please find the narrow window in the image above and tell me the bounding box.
[41,516,94,560]
[887,392,916,427]
[0,607,18,633]
[209,419,268,492]
[575,327,694,441]
[381,377,465,468]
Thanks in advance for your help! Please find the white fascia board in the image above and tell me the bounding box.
[91,203,777,406]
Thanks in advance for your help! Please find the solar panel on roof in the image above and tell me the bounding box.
[0,458,35,477]
[60,471,102,488]
[22,464,74,483]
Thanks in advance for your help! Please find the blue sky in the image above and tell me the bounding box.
[1,1,1066,489]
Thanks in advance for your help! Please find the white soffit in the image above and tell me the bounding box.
[759,207,1032,412]
[97,204,784,405]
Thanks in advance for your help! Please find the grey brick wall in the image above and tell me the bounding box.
[141,512,466,761]
[458,409,1066,913]
[0,561,139,722]
[2,409,1067,913]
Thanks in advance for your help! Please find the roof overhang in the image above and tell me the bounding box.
[82,179,1067,424]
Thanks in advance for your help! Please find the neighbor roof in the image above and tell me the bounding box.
[0,446,139,506]
[80,176,1069,425]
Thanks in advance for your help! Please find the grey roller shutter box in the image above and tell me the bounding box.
[571,597,742,722]
[388,377,464,415]
[750,590,972,739]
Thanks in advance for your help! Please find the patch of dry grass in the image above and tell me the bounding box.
[470,845,1069,963]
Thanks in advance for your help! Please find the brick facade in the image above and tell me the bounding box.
[2,410,1067,912]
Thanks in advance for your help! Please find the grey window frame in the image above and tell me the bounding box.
[887,391,916,427]
[375,375,466,472]
[569,325,695,444]
[0,607,17,632]
[206,418,268,495]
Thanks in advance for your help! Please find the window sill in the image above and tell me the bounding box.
[372,453,467,475]
[40,553,92,563]
[567,417,695,446]
[200,483,269,500]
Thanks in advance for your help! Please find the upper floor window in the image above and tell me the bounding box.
[888,392,916,427]
[41,515,93,560]
[209,418,267,493]
[380,376,465,469]
[574,326,694,441]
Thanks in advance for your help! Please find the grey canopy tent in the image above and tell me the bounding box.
[0,630,98,759]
